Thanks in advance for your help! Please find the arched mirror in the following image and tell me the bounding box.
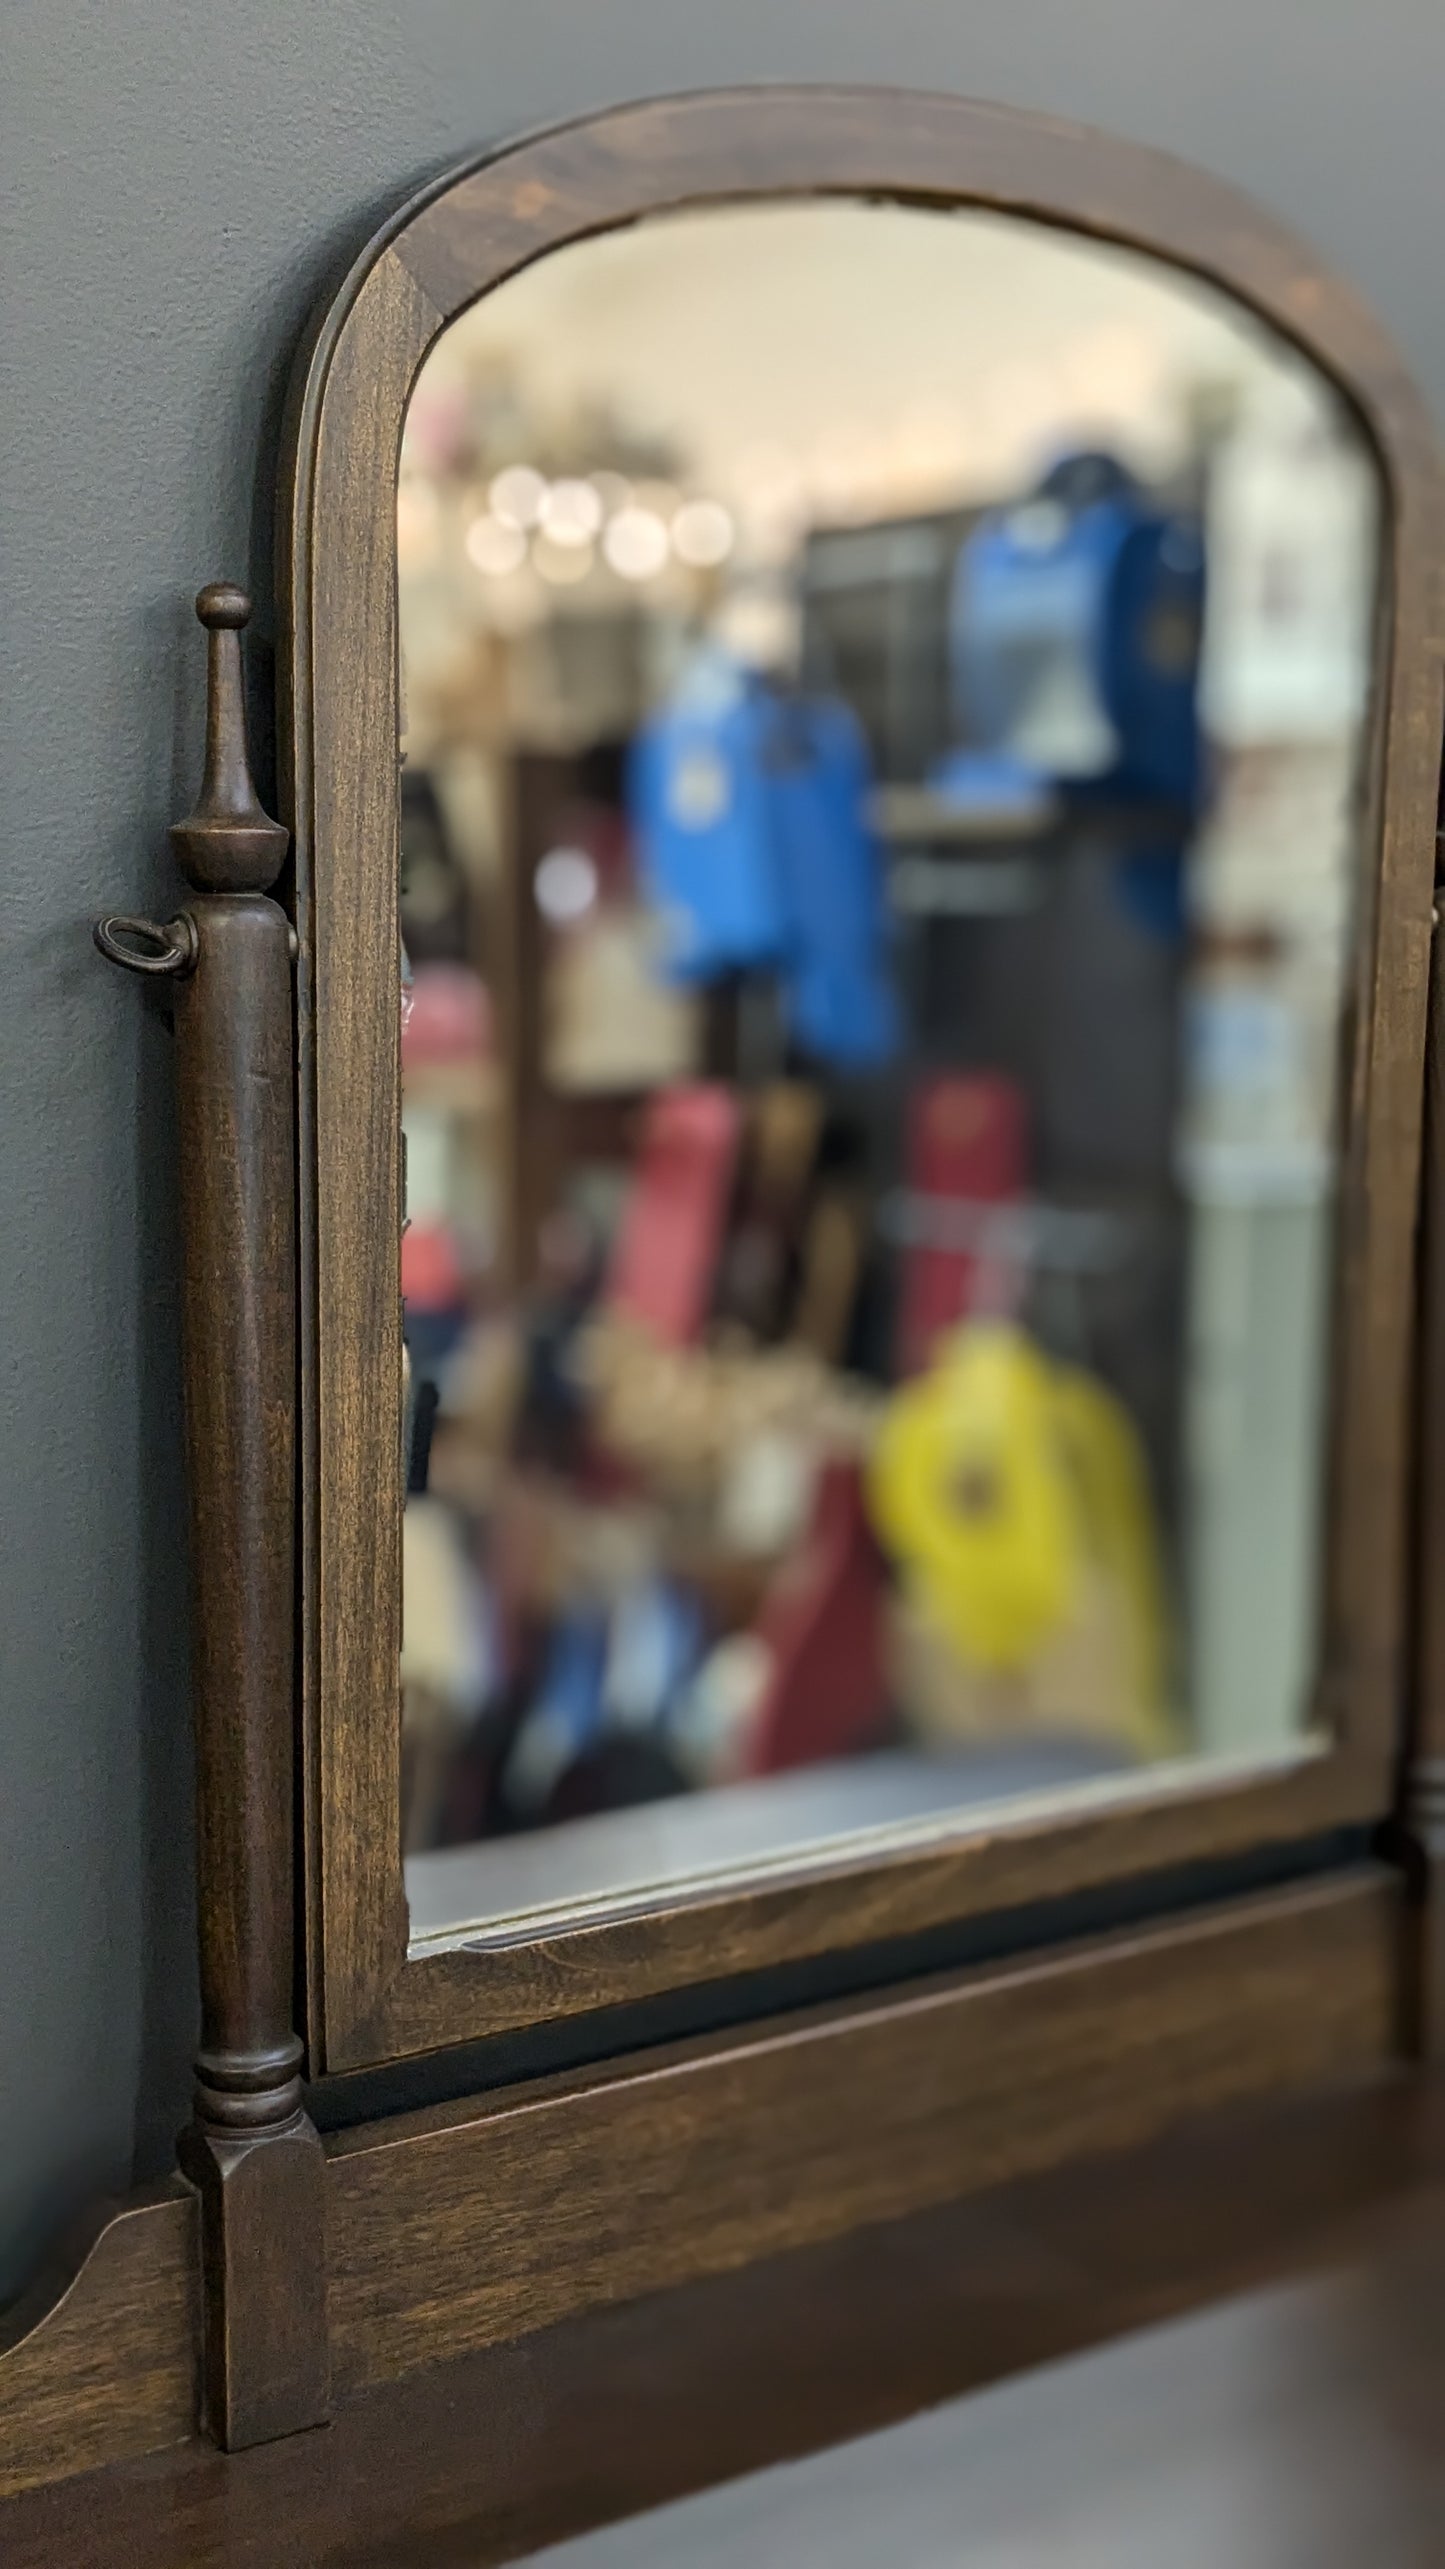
[395,196,1380,1937]
[281,93,1440,2070]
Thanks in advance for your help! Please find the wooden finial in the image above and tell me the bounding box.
[169,584,288,895]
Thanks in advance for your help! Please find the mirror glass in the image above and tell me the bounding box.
[395,199,1379,1944]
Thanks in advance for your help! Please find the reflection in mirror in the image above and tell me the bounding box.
[395,200,1379,1941]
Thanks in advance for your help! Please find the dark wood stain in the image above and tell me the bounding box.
[153,587,329,2448]
[4,2045,1443,2563]
[281,252,441,2074]
[0,2190,197,2500]
[277,89,1445,2077]
[322,1871,1397,2389]
[0,1869,1396,2504]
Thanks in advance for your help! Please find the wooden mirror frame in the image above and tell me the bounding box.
[9,83,1445,2500]
[278,86,1445,2078]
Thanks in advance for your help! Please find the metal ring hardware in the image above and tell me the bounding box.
[93,913,200,977]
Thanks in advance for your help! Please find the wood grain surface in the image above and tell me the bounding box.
[3,2045,1441,2565]
[322,1871,1397,2391]
[164,586,329,2446]
[0,1871,1397,2505]
[0,2190,196,2500]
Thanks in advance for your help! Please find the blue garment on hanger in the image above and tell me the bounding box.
[630,653,793,980]
[765,695,900,1068]
[630,651,898,1068]
[937,450,1205,948]
[944,450,1205,811]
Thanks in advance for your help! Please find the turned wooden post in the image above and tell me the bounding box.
[96,583,329,2448]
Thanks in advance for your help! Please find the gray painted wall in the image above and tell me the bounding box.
[3,0,1442,2294]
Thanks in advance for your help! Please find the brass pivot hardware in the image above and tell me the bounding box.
[93,913,199,976]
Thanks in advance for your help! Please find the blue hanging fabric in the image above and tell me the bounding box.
[630,649,898,1069]
[765,693,899,1069]
[940,448,1206,943]
[629,651,793,981]
[946,449,1205,808]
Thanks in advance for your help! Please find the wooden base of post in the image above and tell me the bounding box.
[179,2111,329,2451]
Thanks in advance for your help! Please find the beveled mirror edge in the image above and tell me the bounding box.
[276,86,1445,2078]
[402,1740,1350,1959]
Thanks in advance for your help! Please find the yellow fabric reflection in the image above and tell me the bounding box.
[869,1321,1173,1759]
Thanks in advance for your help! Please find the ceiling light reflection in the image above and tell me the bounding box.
[489,464,547,530]
[603,506,670,580]
[671,499,735,567]
[464,512,527,576]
